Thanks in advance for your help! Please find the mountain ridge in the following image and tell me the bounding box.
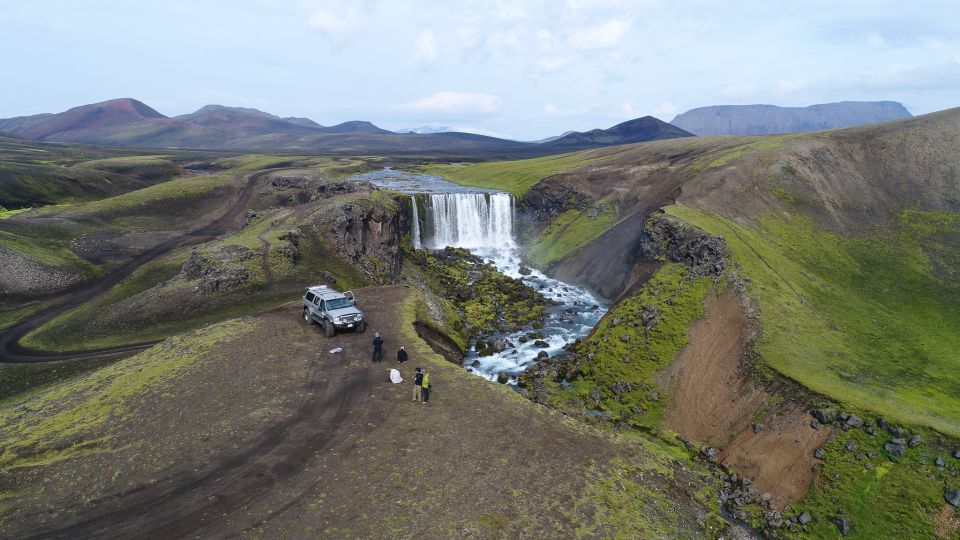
[670,100,912,135]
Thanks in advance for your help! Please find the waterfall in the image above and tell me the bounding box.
[410,196,422,250]
[410,192,515,250]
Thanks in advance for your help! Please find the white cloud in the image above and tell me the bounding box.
[544,103,558,113]
[307,9,360,43]
[654,100,678,119]
[866,32,887,48]
[494,2,525,20]
[621,102,636,115]
[533,55,572,76]
[568,19,631,50]
[452,125,513,139]
[404,91,502,114]
[409,30,439,66]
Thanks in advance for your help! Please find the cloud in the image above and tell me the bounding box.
[621,102,636,115]
[404,91,502,115]
[409,30,439,66]
[568,19,631,50]
[307,9,362,43]
[654,100,678,119]
[452,125,513,139]
[544,103,558,113]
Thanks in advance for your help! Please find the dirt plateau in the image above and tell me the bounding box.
[658,292,831,509]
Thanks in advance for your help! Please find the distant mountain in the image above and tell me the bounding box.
[397,125,454,134]
[544,117,694,148]
[531,131,575,144]
[670,101,912,136]
[322,120,392,134]
[175,105,322,138]
[0,98,692,156]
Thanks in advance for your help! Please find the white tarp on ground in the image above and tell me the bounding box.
[389,369,403,384]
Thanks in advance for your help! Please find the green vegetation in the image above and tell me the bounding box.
[667,205,960,436]
[527,205,619,267]
[0,357,116,405]
[52,173,238,225]
[216,155,378,177]
[0,207,30,219]
[792,426,958,539]
[689,135,794,175]
[74,156,182,180]
[551,264,713,427]
[0,319,251,470]
[424,151,604,197]
[406,247,549,340]
[0,221,99,275]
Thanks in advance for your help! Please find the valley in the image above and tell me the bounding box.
[0,108,959,539]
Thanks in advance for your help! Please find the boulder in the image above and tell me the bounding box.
[845,441,856,452]
[814,448,826,459]
[811,408,837,424]
[837,411,850,422]
[518,265,532,275]
[798,512,812,525]
[886,424,906,438]
[533,340,550,348]
[496,372,510,384]
[620,334,630,343]
[832,517,851,536]
[470,359,481,368]
[845,415,864,428]
[908,435,922,448]
[935,456,945,467]
[954,449,960,459]
[884,440,906,459]
[946,490,960,508]
[536,350,549,360]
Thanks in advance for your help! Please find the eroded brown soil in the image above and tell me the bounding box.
[659,292,830,509]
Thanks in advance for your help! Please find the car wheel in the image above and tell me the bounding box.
[303,308,313,324]
[324,320,335,338]
[356,320,367,333]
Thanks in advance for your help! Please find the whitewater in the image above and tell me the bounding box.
[349,168,607,383]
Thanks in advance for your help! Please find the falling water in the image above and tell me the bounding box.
[410,197,422,250]
[348,167,607,383]
[419,192,515,250]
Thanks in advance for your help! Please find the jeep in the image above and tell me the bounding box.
[302,285,366,337]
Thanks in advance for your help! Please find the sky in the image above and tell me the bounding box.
[1,0,959,140]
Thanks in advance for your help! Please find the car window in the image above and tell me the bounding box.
[305,292,316,303]
[326,298,353,310]
[318,300,325,311]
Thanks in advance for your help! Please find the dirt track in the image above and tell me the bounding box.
[0,171,263,364]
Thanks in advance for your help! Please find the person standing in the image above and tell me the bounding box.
[421,370,431,404]
[413,367,423,402]
[372,332,384,362]
[397,346,408,364]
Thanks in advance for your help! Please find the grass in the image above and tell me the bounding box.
[526,205,620,267]
[423,151,605,197]
[0,207,30,219]
[667,204,960,436]
[791,426,958,539]
[0,221,100,274]
[551,264,713,428]
[0,319,252,470]
[53,173,238,224]
[73,156,181,180]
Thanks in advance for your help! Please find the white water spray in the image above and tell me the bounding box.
[413,192,515,250]
[410,197,422,250]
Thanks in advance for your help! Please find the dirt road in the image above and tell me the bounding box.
[0,171,263,364]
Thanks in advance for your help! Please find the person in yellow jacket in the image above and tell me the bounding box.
[421,370,431,404]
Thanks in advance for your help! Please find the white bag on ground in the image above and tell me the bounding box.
[389,368,403,384]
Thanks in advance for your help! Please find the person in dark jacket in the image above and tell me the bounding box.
[397,346,408,364]
[412,367,423,402]
[372,332,384,362]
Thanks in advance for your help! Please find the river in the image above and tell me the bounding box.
[349,168,607,383]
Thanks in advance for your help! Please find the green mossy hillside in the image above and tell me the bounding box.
[423,151,605,198]
[526,203,619,267]
[522,264,712,428]
[792,425,959,539]
[0,319,252,470]
[667,205,960,437]
[406,247,550,341]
